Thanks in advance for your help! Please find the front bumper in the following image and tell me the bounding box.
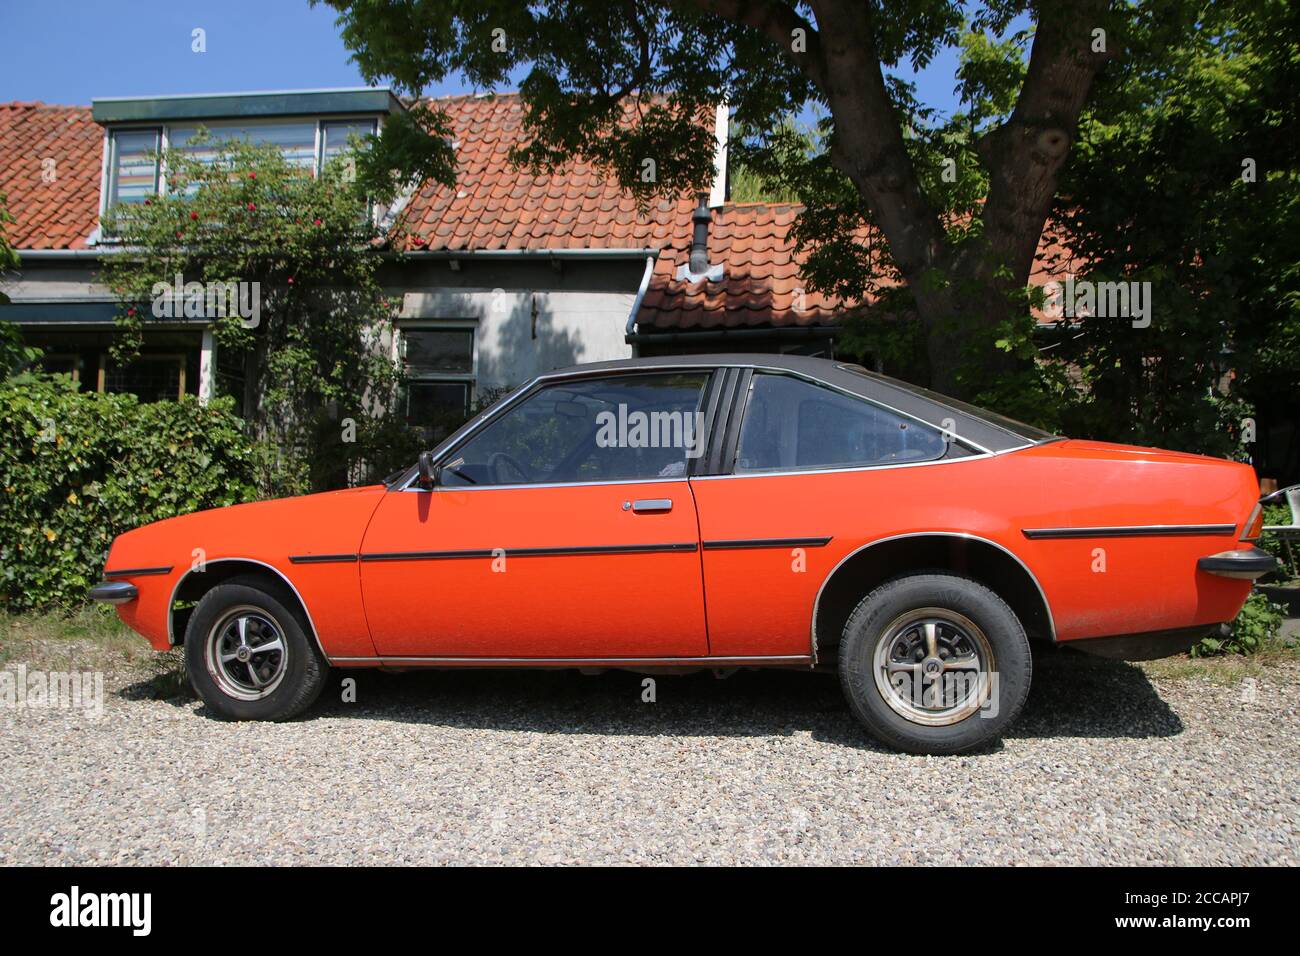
[1197,546,1277,580]
[88,580,139,605]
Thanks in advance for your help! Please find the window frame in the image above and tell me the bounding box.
[99,115,382,222]
[397,322,478,426]
[403,368,720,492]
[726,370,952,476]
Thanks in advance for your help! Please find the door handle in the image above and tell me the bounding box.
[628,498,673,513]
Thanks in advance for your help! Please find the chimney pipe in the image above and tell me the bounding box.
[688,193,711,276]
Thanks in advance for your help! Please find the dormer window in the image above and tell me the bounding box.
[93,88,403,217]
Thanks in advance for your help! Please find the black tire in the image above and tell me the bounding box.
[838,572,1031,754]
[183,575,328,721]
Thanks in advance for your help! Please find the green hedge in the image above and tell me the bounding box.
[0,375,258,611]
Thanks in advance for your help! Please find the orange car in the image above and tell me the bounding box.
[91,355,1275,753]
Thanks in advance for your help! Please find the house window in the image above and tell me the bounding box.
[400,327,475,437]
[321,121,377,172]
[171,121,319,172]
[103,354,187,403]
[106,129,161,207]
[102,118,380,212]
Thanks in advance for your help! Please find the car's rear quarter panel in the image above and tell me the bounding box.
[690,440,1257,655]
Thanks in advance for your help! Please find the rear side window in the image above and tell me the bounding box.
[734,373,946,473]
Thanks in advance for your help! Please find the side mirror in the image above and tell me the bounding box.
[416,451,438,490]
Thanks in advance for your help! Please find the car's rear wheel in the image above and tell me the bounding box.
[183,577,327,721]
[838,573,1032,754]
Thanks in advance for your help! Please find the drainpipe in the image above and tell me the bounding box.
[624,254,657,354]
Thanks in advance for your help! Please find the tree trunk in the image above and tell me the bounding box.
[746,0,1110,398]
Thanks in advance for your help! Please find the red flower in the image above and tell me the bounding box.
[313,218,322,226]
[126,307,136,316]
[189,211,199,220]
[287,277,294,285]
[247,202,256,211]
[248,172,256,179]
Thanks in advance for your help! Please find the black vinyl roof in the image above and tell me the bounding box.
[541,353,1053,453]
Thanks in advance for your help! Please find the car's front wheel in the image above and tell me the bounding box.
[838,573,1032,754]
[183,576,328,721]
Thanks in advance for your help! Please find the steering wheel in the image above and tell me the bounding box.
[488,451,533,484]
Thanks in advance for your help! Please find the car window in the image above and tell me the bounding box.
[734,373,947,473]
[440,372,710,486]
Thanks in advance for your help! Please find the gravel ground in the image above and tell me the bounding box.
[1,648,1297,865]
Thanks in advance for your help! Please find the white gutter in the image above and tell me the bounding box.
[18,246,661,262]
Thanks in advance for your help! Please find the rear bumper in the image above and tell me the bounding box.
[1197,546,1277,580]
[88,580,138,605]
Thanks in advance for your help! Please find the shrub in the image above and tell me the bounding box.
[1193,592,1286,657]
[0,375,258,611]
[1257,502,1299,581]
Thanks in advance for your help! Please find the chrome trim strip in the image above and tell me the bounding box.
[703,536,832,550]
[1022,524,1236,540]
[409,476,690,493]
[104,565,173,577]
[166,558,333,662]
[810,532,1059,663]
[359,542,698,562]
[330,654,813,667]
[288,553,359,564]
[688,451,999,481]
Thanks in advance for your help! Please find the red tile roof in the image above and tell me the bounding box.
[638,202,853,330]
[0,103,103,249]
[393,93,696,252]
[635,202,1085,331]
[0,93,1081,335]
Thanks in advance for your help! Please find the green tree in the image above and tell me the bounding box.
[1050,0,1300,457]
[101,134,411,495]
[324,0,1114,401]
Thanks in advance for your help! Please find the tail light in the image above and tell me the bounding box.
[1240,504,1264,541]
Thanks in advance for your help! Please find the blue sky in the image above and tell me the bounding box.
[1,0,969,115]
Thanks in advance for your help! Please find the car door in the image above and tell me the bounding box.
[359,370,715,659]
[690,370,951,657]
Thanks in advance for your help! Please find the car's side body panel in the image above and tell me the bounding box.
[356,480,709,658]
[106,485,386,656]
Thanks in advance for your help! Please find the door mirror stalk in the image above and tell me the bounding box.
[416,451,439,490]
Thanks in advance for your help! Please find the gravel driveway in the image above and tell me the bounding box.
[2,648,1297,865]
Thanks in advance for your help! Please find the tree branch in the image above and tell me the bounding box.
[673,0,829,92]
[977,0,1112,280]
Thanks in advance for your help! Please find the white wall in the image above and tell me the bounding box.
[398,288,634,393]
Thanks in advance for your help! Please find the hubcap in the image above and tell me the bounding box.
[871,607,995,726]
[204,606,288,701]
